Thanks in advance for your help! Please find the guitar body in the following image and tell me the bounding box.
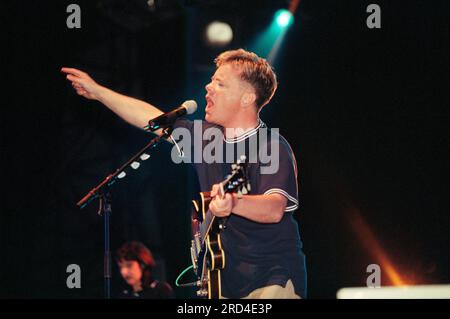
[188,156,249,299]
[191,192,225,299]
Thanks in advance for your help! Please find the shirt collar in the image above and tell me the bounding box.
[223,119,265,144]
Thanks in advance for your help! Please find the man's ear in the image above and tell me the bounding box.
[241,92,256,107]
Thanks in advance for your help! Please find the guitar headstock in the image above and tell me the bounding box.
[224,155,251,198]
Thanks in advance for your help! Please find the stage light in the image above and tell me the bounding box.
[275,9,293,28]
[205,21,233,47]
[250,8,295,64]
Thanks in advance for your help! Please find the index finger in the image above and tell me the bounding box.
[61,67,84,76]
[211,184,219,197]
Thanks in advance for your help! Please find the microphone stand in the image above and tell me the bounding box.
[76,127,173,299]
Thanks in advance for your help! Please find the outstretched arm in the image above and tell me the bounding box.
[61,67,164,130]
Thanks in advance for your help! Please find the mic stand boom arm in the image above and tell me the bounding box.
[77,127,172,208]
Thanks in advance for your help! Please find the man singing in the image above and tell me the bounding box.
[62,48,307,298]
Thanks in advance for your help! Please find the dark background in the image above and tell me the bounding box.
[1,0,448,298]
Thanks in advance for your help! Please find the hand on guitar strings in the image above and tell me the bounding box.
[209,183,235,218]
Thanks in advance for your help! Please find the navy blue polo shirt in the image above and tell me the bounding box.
[172,119,307,298]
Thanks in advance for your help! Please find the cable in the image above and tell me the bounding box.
[175,265,198,287]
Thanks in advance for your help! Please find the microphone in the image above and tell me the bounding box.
[148,100,197,131]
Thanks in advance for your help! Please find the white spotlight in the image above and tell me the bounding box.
[205,21,233,47]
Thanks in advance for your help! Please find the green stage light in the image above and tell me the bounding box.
[275,9,293,28]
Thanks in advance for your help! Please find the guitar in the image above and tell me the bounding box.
[190,156,250,298]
